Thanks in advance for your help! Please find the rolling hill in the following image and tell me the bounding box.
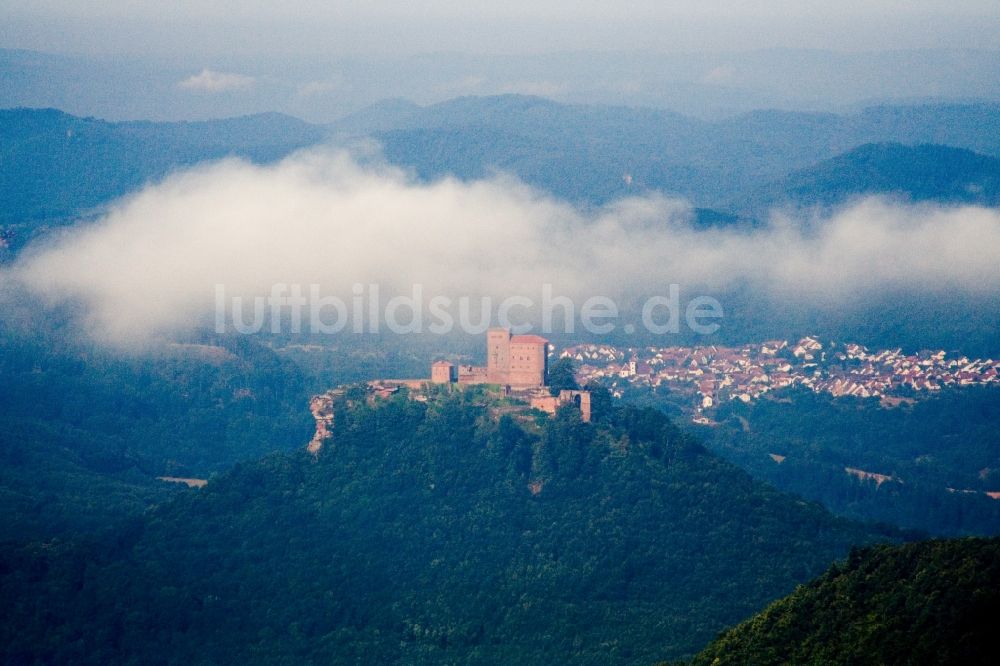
[0,108,326,247]
[0,388,892,664]
[688,537,1000,665]
[0,322,314,541]
[7,99,1000,253]
[742,142,1000,216]
[699,387,1000,537]
[339,96,1000,211]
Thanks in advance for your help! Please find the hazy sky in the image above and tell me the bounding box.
[3,1,999,56]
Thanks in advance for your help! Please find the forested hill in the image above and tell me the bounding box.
[688,537,1000,665]
[0,325,316,541]
[700,387,1000,537]
[742,142,1000,216]
[0,388,890,664]
[7,100,1000,251]
[359,97,1000,210]
[0,108,325,238]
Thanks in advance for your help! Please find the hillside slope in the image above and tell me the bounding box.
[700,387,1000,537]
[689,537,1000,665]
[0,108,325,243]
[340,97,1000,209]
[0,324,314,541]
[0,389,889,664]
[743,142,1000,216]
[6,101,1000,247]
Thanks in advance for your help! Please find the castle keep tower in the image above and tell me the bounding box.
[486,327,547,387]
[487,328,511,383]
[505,333,549,387]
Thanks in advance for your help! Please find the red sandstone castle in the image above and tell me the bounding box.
[425,328,591,421]
[431,327,549,388]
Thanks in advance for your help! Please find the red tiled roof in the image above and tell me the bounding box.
[510,334,549,345]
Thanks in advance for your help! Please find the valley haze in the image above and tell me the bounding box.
[5,149,1000,347]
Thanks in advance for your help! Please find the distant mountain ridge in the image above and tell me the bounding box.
[333,96,1000,213]
[0,107,326,244]
[6,47,1000,123]
[742,142,1000,215]
[5,99,1000,250]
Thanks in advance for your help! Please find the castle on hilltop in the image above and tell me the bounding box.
[432,327,549,388]
[430,328,590,421]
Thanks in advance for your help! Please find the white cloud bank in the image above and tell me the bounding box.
[178,68,255,92]
[7,150,1000,345]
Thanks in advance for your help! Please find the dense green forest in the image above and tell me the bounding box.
[0,389,892,664]
[0,313,474,542]
[0,322,314,540]
[695,388,1000,536]
[688,537,1000,665]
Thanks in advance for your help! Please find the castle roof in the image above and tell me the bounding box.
[510,334,549,345]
